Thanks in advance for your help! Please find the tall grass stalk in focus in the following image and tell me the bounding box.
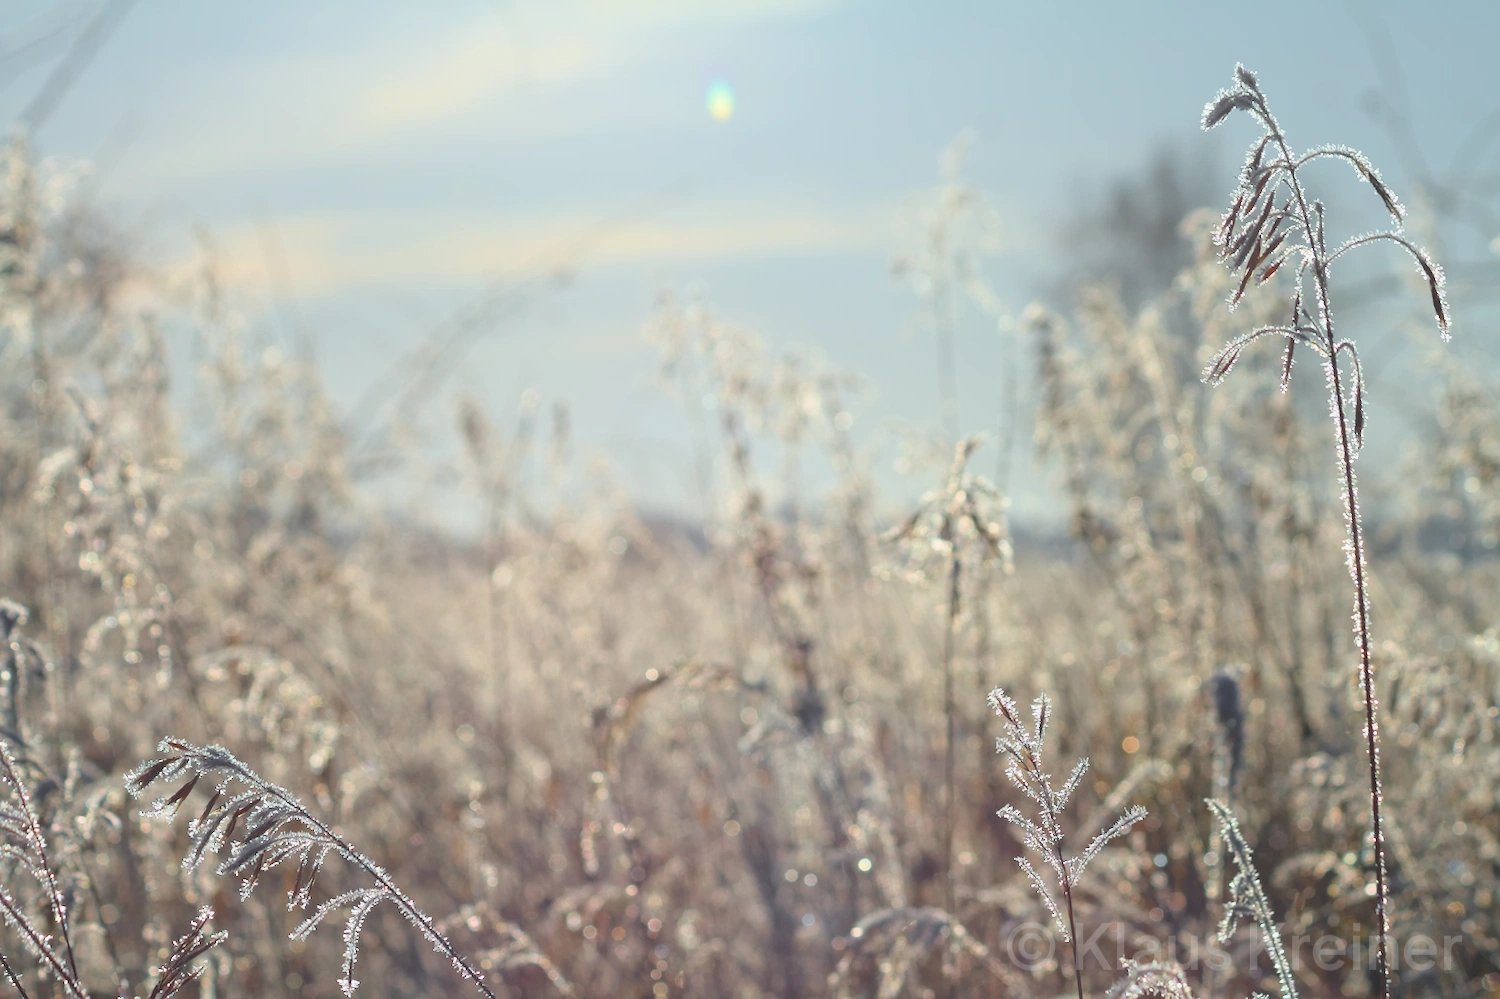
[1201,64,1451,999]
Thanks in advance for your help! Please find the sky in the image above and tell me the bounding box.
[2,0,1498,524]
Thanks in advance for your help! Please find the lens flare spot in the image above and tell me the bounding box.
[706,80,735,122]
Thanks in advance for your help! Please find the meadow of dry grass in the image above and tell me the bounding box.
[0,66,1498,999]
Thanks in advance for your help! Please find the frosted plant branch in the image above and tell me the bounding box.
[147,906,228,999]
[0,739,84,998]
[1207,799,1299,999]
[127,739,498,999]
[0,888,86,999]
[991,688,1146,999]
[1200,63,1451,999]
[0,951,31,999]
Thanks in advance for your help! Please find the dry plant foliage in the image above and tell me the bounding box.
[0,66,1495,999]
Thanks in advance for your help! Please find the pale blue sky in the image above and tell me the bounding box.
[3,1,1497,521]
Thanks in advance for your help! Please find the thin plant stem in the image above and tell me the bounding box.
[0,742,79,986]
[942,549,960,918]
[1324,280,1390,999]
[1260,101,1390,999]
[0,891,84,999]
[0,951,31,999]
[995,317,1018,491]
[1054,836,1085,999]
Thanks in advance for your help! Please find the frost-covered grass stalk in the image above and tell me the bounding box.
[1201,64,1450,999]
[1207,799,1299,999]
[3,732,230,999]
[990,689,1145,999]
[147,907,228,999]
[127,739,497,999]
[0,739,84,999]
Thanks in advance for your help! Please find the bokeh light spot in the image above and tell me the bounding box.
[706,80,735,122]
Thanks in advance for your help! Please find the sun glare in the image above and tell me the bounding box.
[706,80,735,122]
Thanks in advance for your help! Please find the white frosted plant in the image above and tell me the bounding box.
[0,739,84,999]
[3,737,227,999]
[1200,64,1451,999]
[145,907,228,999]
[991,688,1146,999]
[1207,799,1299,999]
[127,740,496,998]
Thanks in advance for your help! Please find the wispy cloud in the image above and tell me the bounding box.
[117,19,603,189]
[174,203,891,298]
[339,23,607,146]
[116,0,839,193]
[345,0,840,137]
